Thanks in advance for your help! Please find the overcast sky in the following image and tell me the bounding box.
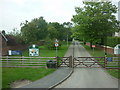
[0,0,119,33]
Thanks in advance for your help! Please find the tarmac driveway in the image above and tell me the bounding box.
[55,41,119,88]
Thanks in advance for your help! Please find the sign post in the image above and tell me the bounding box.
[55,39,59,57]
[92,45,95,55]
[67,35,68,46]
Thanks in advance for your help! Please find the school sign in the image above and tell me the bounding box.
[29,45,39,56]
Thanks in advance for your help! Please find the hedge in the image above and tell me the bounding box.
[107,37,120,47]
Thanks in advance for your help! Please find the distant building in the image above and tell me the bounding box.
[118,1,120,21]
[0,30,28,56]
[0,31,8,55]
[114,1,120,37]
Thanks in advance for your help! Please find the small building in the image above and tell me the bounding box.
[0,31,8,55]
[0,31,28,56]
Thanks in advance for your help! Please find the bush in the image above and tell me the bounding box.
[45,40,61,50]
[107,37,120,47]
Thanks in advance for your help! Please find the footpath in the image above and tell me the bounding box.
[21,44,74,88]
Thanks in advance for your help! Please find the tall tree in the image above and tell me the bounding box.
[48,22,66,41]
[63,22,73,41]
[72,2,119,48]
[21,17,48,43]
[47,23,58,40]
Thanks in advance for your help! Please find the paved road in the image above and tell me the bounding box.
[20,44,74,88]
[55,41,119,88]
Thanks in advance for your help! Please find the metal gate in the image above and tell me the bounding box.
[56,56,106,68]
[57,56,120,69]
[56,56,73,67]
[73,57,106,68]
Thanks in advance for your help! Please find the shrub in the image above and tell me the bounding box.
[45,40,61,50]
[107,37,120,47]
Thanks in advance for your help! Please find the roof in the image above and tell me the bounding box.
[0,32,8,41]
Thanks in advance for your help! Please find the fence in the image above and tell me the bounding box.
[0,56,120,69]
[105,57,120,69]
[1,56,56,68]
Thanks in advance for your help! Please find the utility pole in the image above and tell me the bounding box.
[67,35,68,46]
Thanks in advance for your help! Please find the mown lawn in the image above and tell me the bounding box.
[2,42,71,88]
[22,43,69,57]
[82,44,120,79]
[2,68,55,88]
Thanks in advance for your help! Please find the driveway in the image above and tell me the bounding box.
[55,41,119,88]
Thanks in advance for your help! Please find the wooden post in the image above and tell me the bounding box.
[7,56,8,66]
[69,56,72,68]
[22,56,24,64]
[104,56,107,68]
[56,56,59,68]
[72,56,74,68]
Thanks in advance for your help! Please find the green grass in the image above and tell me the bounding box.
[22,44,69,57]
[2,42,71,88]
[82,44,120,79]
[2,68,55,88]
[107,69,120,79]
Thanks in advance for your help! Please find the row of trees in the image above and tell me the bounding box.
[71,2,120,48]
[20,17,72,44]
[5,2,120,49]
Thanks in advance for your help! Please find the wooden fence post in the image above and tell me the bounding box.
[22,56,24,64]
[104,56,107,68]
[7,56,8,66]
[69,56,72,68]
[56,56,59,68]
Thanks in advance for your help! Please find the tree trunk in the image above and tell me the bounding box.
[83,41,86,45]
[90,41,93,49]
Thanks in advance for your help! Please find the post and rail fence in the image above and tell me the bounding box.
[0,56,119,69]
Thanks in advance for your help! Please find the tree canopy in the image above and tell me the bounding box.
[21,17,48,43]
[20,17,72,44]
[71,2,120,46]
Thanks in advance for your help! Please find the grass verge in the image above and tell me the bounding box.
[2,68,55,88]
[82,44,120,79]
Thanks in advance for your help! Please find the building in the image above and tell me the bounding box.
[0,31,28,56]
[115,1,120,37]
[0,31,8,55]
[118,1,120,37]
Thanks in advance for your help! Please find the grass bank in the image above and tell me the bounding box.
[2,42,71,88]
[82,44,120,79]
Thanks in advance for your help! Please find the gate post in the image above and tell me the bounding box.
[69,56,72,68]
[56,56,59,68]
[104,56,107,68]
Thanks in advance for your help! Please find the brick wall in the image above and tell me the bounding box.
[1,36,8,56]
[2,47,8,55]
[7,45,28,50]
[2,45,28,56]
[95,45,114,55]
[86,42,90,46]
[86,42,120,56]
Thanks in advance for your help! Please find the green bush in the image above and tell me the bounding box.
[45,40,61,50]
[107,37,120,47]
